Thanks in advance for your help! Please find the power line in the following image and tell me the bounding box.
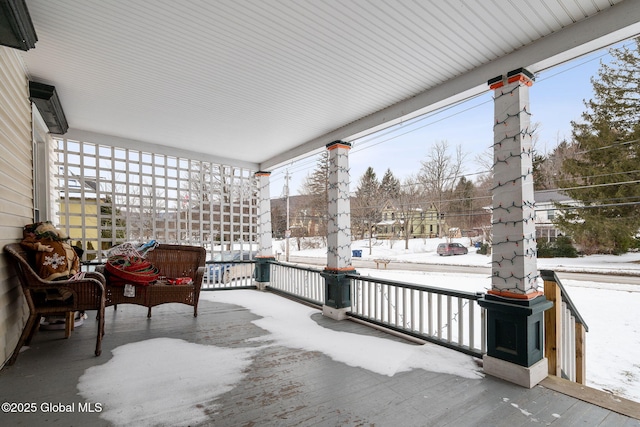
[574,138,640,155]
[556,179,640,192]
[554,169,640,183]
[545,201,640,211]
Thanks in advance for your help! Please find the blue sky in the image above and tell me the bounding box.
[272,42,625,196]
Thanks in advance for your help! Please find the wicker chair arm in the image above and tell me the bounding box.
[25,277,105,294]
[194,266,206,286]
[83,271,107,285]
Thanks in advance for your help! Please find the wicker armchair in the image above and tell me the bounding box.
[3,243,106,365]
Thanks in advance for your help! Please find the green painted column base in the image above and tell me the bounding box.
[320,268,357,309]
[478,294,553,367]
[254,257,274,283]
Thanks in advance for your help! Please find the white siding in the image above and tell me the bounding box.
[0,46,33,365]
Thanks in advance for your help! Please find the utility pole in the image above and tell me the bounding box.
[284,170,290,262]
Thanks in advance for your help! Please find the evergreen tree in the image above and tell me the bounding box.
[534,139,580,191]
[352,167,380,253]
[100,195,126,247]
[532,151,550,190]
[557,39,640,254]
[379,168,400,202]
[450,176,475,230]
[300,150,330,237]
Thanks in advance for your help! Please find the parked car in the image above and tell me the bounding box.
[437,243,468,256]
[208,251,256,283]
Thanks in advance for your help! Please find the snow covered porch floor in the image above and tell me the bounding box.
[0,290,638,426]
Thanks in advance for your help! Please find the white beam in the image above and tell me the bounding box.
[64,129,260,171]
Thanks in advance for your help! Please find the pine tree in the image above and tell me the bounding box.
[450,176,475,230]
[353,167,380,253]
[300,150,330,237]
[379,168,400,203]
[557,39,640,254]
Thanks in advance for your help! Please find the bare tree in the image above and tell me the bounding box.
[419,140,465,237]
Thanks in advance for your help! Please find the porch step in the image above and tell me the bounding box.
[540,375,640,420]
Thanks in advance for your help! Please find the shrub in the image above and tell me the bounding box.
[537,236,578,258]
[553,236,578,258]
[476,243,491,255]
[536,238,554,258]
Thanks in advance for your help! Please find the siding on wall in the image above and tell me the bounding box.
[0,46,33,365]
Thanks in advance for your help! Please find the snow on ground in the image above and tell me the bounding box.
[78,291,482,426]
[78,338,256,426]
[286,236,640,275]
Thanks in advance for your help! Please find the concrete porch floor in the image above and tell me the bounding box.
[0,292,638,427]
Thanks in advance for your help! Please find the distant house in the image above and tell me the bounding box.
[271,194,324,238]
[375,202,446,239]
[534,189,579,242]
[484,190,579,243]
[58,197,100,259]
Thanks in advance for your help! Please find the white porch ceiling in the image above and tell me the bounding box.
[20,0,640,171]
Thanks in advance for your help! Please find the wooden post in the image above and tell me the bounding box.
[575,322,587,384]
[543,278,561,376]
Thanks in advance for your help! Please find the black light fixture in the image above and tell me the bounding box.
[0,0,37,51]
[29,81,69,135]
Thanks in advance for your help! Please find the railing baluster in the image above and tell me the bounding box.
[469,299,475,350]
[419,291,424,334]
[393,286,397,325]
[372,281,376,319]
[458,298,464,346]
[411,289,416,332]
[387,284,392,325]
[402,288,407,329]
[428,293,433,337]
[447,296,453,343]
[437,294,443,340]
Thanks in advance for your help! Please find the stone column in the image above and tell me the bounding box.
[479,69,552,388]
[254,171,274,290]
[321,141,357,320]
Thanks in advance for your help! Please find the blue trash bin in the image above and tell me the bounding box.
[352,250,362,258]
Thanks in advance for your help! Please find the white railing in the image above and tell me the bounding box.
[348,274,486,358]
[542,270,588,384]
[268,262,325,306]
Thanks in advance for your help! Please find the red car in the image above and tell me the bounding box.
[437,243,468,256]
